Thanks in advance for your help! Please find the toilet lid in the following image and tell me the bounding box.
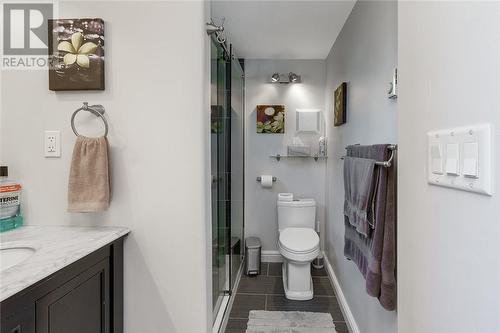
[279,228,319,254]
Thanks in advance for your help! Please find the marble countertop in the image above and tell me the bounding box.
[0,225,130,302]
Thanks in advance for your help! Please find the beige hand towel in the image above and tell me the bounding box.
[68,136,110,212]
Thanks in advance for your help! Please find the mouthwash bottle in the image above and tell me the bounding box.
[0,166,23,232]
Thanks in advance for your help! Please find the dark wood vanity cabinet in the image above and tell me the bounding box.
[0,238,124,333]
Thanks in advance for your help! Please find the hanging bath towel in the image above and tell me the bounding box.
[343,156,376,237]
[343,144,397,311]
[68,136,110,212]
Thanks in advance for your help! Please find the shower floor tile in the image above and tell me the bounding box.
[225,262,348,333]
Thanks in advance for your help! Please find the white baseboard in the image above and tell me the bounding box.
[323,252,360,333]
[261,250,283,263]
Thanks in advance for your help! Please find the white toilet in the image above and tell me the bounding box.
[277,195,320,300]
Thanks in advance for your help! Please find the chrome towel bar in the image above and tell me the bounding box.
[340,144,397,168]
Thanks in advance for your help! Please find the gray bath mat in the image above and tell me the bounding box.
[245,310,337,333]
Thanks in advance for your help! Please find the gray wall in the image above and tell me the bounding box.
[324,1,397,332]
[0,2,212,332]
[244,59,327,256]
[398,2,500,332]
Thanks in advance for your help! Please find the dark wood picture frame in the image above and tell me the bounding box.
[334,82,347,126]
[48,18,105,91]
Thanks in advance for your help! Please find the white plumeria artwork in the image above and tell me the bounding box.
[48,18,104,91]
[57,32,98,68]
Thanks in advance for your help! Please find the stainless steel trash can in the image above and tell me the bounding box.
[245,237,261,276]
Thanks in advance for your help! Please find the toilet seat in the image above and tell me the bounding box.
[279,228,319,262]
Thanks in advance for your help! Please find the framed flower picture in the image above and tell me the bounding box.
[48,18,104,91]
[256,105,285,134]
[334,82,347,126]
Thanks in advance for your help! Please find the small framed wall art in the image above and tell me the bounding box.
[48,18,105,91]
[333,82,347,126]
[256,105,285,134]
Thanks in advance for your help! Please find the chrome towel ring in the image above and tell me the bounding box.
[71,102,108,137]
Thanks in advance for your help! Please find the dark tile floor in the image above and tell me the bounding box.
[225,263,349,333]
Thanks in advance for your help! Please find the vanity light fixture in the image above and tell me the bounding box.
[289,72,300,83]
[270,72,301,84]
[271,73,280,83]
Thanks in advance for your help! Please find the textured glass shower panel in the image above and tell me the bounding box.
[211,38,246,323]
[211,37,229,317]
[230,54,245,290]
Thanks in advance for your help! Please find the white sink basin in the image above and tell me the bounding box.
[1,246,36,271]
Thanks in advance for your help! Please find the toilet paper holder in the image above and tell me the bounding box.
[256,176,277,182]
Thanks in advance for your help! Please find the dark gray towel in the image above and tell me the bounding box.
[343,144,397,311]
[343,156,376,237]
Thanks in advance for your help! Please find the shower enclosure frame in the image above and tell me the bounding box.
[228,43,245,296]
[210,35,245,326]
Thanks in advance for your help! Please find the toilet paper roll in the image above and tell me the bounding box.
[260,175,274,188]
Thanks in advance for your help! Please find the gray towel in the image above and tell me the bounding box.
[343,156,376,237]
[343,144,397,311]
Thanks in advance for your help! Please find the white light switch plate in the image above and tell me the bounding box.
[427,124,492,196]
[44,130,61,157]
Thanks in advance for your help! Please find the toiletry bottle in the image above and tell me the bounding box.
[319,137,327,157]
[0,166,24,232]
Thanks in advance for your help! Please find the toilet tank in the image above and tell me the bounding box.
[277,199,316,231]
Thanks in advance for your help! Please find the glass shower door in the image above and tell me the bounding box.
[211,38,245,324]
[211,36,229,318]
[229,47,245,291]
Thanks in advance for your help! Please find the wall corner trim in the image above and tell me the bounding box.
[324,252,361,333]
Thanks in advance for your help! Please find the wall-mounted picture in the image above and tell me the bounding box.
[256,105,285,134]
[48,18,105,91]
[334,82,347,126]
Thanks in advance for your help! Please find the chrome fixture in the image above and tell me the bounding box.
[289,72,300,83]
[206,18,226,44]
[256,176,277,182]
[71,102,108,137]
[206,20,224,36]
[269,153,325,162]
[340,144,397,168]
[387,68,398,99]
[206,18,229,56]
[269,72,301,84]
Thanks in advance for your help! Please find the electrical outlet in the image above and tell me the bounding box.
[44,130,61,157]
